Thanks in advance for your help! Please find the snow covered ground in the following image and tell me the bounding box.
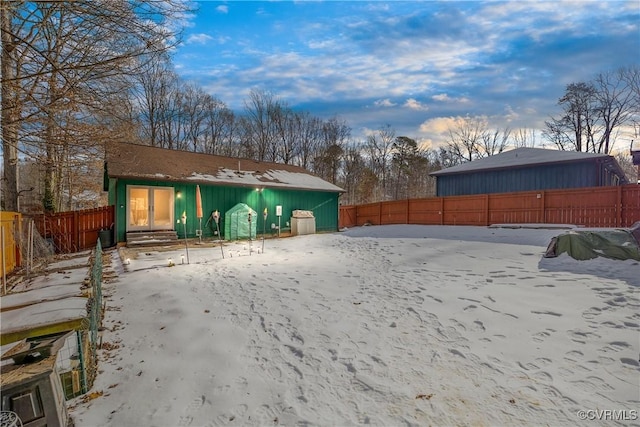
[69,225,639,426]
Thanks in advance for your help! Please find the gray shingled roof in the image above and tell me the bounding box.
[430,148,622,176]
[105,142,345,193]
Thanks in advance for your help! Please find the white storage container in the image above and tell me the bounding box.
[291,210,316,235]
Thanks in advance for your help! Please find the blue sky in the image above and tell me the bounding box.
[173,1,639,148]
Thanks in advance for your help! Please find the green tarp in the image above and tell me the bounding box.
[545,226,640,261]
[224,203,257,241]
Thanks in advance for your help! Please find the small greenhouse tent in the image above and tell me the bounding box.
[224,203,257,241]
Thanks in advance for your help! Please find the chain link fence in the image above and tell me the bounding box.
[56,239,103,400]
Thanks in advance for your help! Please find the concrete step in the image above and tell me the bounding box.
[126,231,178,246]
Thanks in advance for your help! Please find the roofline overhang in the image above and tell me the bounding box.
[429,156,617,177]
[596,157,630,184]
[107,173,346,193]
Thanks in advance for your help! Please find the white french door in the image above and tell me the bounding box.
[127,186,174,231]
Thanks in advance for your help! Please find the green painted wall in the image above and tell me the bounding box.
[110,178,340,242]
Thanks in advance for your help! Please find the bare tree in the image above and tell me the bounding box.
[390,136,437,200]
[312,117,350,184]
[296,112,323,170]
[271,102,297,164]
[435,146,463,168]
[156,74,185,150]
[479,128,510,157]
[181,82,208,152]
[236,116,256,159]
[313,144,344,184]
[544,68,639,154]
[201,95,236,156]
[135,55,174,147]
[136,60,198,151]
[1,0,191,211]
[365,124,395,199]
[243,89,279,161]
[391,136,416,199]
[593,67,638,154]
[340,143,376,205]
[614,150,637,183]
[512,128,538,148]
[445,116,486,162]
[563,82,599,152]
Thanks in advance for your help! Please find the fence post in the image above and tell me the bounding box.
[76,331,88,394]
[439,197,444,225]
[406,199,410,224]
[616,186,622,227]
[540,191,546,224]
[1,226,5,294]
[484,194,490,226]
[13,214,21,267]
[73,210,80,252]
[378,202,382,225]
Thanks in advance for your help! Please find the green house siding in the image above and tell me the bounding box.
[110,178,340,243]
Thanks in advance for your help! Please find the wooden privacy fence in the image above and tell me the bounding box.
[339,185,640,229]
[34,206,115,254]
[1,211,22,282]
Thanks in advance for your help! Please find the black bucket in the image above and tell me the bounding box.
[98,228,114,248]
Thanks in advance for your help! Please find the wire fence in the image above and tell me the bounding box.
[55,239,103,400]
[1,214,55,294]
[1,235,105,425]
[85,238,103,388]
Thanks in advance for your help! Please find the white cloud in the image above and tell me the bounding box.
[362,127,378,137]
[404,98,428,111]
[432,94,451,102]
[417,116,476,149]
[216,5,228,14]
[432,93,470,103]
[214,36,231,45]
[419,116,460,134]
[408,136,434,151]
[364,3,390,12]
[187,33,214,45]
[374,99,396,107]
[307,39,339,50]
[504,105,519,122]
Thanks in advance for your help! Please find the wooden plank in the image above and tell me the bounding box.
[355,203,381,226]
[380,200,408,225]
[0,353,58,387]
[0,212,21,278]
[0,319,85,346]
[408,198,441,225]
[484,194,489,226]
[443,194,486,226]
[621,185,640,227]
[406,199,410,224]
[615,185,622,227]
[33,206,114,254]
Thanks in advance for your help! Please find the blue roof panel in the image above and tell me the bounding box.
[430,148,610,176]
